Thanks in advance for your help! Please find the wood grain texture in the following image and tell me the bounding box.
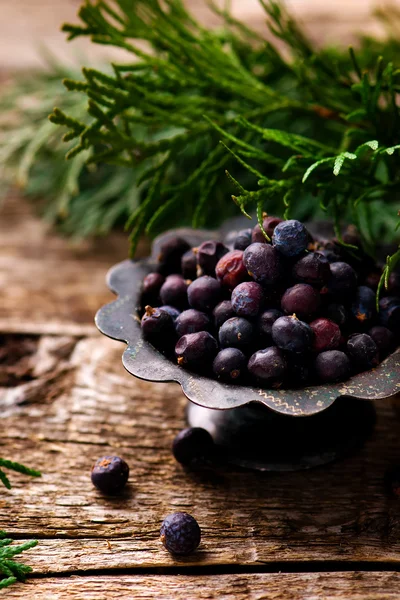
[0,194,146,336]
[5,573,400,600]
[2,331,400,574]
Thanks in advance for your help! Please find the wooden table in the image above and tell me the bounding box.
[1,194,400,599]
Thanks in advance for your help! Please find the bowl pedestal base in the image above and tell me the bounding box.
[186,398,376,471]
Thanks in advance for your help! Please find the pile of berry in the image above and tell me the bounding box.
[140,218,399,388]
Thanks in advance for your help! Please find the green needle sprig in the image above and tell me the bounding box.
[0,532,38,590]
[0,458,41,490]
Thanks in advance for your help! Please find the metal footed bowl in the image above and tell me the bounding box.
[95,227,400,471]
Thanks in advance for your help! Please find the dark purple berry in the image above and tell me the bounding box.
[160,512,201,556]
[172,428,214,466]
[158,236,190,275]
[175,331,218,369]
[215,250,248,290]
[347,333,379,372]
[292,252,331,287]
[142,272,165,304]
[159,305,181,322]
[243,243,281,286]
[379,296,400,331]
[213,348,246,382]
[368,326,395,357]
[160,275,188,310]
[175,309,211,337]
[272,219,309,257]
[213,300,235,328]
[257,309,283,344]
[181,249,197,280]
[231,281,264,318]
[252,216,283,243]
[281,284,320,320]
[141,305,175,338]
[234,228,252,251]
[272,315,313,353]
[219,317,254,350]
[325,303,349,328]
[197,240,229,275]
[248,347,286,387]
[187,276,222,312]
[327,262,357,295]
[310,318,341,353]
[351,286,376,324]
[314,350,351,383]
[91,456,129,495]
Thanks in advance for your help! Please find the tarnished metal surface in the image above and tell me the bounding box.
[95,229,400,419]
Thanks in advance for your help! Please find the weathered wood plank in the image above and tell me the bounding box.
[0,195,138,335]
[6,572,400,600]
[2,335,400,572]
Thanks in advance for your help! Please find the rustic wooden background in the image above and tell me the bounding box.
[2,1,400,598]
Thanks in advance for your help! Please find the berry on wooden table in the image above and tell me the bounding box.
[172,427,214,466]
[160,512,201,556]
[91,456,129,495]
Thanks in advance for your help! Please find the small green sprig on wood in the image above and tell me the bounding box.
[0,458,41,490]
[0,532,38,590]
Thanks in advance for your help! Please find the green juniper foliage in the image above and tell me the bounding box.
[2,1,400,286]
[48,0,400,281]
[0,62,144,237]
[0,458,41,490]
[0,532,38,590]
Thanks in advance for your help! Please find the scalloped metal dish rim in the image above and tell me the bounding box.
[95,258,400,418]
